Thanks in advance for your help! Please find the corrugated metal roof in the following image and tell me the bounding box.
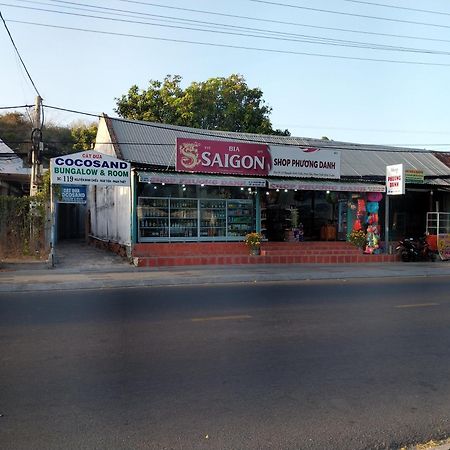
[0,139,30,176]
[104,116,450,184]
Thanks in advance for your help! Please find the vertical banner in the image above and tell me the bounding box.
[386,164,405,195]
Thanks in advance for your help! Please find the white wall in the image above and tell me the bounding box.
[88,118,132,246]
[89,185,131,246]
[94,118,116,157]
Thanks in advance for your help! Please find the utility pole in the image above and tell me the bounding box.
[30,95,43,196]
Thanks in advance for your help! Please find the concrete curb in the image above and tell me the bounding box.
[1,262,450,292]
[408,442,450,450]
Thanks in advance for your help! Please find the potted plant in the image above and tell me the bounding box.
[245,232,262,255]
[348,229,366,250]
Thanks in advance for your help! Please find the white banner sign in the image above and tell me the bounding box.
[386,164,405,195]
[268,146,341,179]
[50,151,130,186]
[138,171,266,187]
[268,180,385,192]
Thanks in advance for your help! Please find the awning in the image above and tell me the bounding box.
[268,179,386,192]
[137,171,266,188]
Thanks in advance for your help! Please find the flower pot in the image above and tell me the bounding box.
[249,247,261,256]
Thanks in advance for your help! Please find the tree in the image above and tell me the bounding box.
[71,122,98,151]
[115,74,290,136]
[0,112,31,156]
[0,113,98,159]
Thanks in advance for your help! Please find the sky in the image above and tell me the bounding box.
[1,0,450,151]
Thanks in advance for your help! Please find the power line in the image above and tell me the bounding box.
[8,19,450,67]
[53,0,450,46]
[0,11,41,97]
[0,104,33,110]
[340,0,450,17]
[7,104,445,152]
[41,104,450,154]
[7,0,431,54]
[6,136,450,149]
[277,125,450,135]
[43,104,101,118]
[6,2,450,56]
[248,0,450,30]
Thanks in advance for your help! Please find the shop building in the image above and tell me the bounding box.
[89,115,450,266]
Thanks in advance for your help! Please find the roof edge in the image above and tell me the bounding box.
[102,113,124,160]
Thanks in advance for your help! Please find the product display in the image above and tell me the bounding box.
[227,200,253,237]
[137,197,253,241]
[364,198,381,254]
[200,200,227,237]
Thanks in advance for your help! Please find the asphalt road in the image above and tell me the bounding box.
[1,278,450,450]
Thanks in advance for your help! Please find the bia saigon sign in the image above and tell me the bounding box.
[50,151,131,186]
[175,138,341,179]
[176,138,269,176]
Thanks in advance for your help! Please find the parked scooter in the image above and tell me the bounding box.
[396,236,434,262]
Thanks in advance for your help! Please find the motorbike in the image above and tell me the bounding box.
[396,236,434,262]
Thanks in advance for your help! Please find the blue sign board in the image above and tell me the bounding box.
[59,185,87,204]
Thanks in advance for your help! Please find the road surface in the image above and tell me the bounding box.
[1,277,449,449]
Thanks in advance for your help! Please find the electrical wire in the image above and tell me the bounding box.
[0,104,33,110]
[41,104,450,153]
[6,2,450,56]
[6,137,450,149]
[8,0,436,54]
[248,0,450,30]
[340,0,450,17]
[116,0,450,45]
[8,19,450,67]
[28,0,450,45]
[0,11,41,97]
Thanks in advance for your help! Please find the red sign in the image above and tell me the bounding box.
[176,138,270,176]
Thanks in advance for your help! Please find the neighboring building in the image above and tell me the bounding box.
[84,114,450,263]
[0,139,30,196]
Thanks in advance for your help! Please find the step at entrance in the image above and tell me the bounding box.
[133,242,399,267]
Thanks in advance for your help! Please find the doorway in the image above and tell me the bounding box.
[57,203,87,240]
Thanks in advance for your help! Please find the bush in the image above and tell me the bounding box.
[0,196,47,258]
[349,229,366,249]
[244,232,261,248]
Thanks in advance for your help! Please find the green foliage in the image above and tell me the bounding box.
[71,123,98,151]
[43,123,74,156]
[0,112,30,155]
[244,232,262,248]
[348,229,366,249]
[0,112,98,159]
[0,171,50,258]
[115,74,290,136]
[0,195,46,258]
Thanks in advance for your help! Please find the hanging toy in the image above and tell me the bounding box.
[367,192,383,202]
[366,202,379,214]
[357,199,366,215]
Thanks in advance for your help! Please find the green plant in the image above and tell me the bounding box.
[349,229,366,249]
[244,232,262,248]
[0,171,51,258]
